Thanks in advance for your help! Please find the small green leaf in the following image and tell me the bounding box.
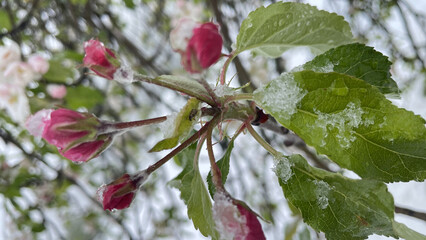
[153,75,213,105]
[207,139,234,197]
[150,98,199,152]
[43,59,75,83]
[236,2,353,57]
[0,10,12,31]
[392,220,426,240]
[170,143,219,239]
[297,43,399,95]
[124,0,135,8]
[254,71,426,182]
[65,85,104,110]
[276,154,395,240]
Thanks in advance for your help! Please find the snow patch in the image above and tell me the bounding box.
[113,66,135,84]
[273,155,293,183]
[213,192,248,240]
[314,102,367,148]
[159,112,178,138]
[213,84,234,97]
[254,73,307,120]
[313,180,332,210]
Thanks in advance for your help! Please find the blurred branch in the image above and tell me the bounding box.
[395,206,426,222]
[0,0,40,39]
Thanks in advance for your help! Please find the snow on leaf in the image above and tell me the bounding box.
[276,154,396,240]
[255,70,426,182]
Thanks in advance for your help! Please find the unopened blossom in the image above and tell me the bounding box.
[170,19,223,73]
[213,192,266,240]
[46,84,67,99]
[98,171,148,211]
[27,55,50,74]
[26,108,112,162]
[83,39,120,80]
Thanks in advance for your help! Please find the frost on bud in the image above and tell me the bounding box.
[98,171,148,211]
[83,39,120,80]
[46,84,67,99]
[170,19,223,73]
[26,108,113,162]
[213,192,266,240]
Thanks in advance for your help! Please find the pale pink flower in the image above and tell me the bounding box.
[27,55,49,74]
[0,41,21,72]
[3,61,35,86]
[25,109,53,137]
[46,84,67,99]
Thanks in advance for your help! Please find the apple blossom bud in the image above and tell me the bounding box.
[213,192,266,240]
[26,108,113,162]
[185,23,223,73]
[98,171,149,211]
[83,39,120,80]
[27,55,49,74]
[170,20,223,73]
[46,84,67,99]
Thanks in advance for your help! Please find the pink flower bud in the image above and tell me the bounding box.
[98,171,148,211]
[46,84,67,99]
[213,192,266,240]
[27,55,49,74]
[83,39,120,80]
[170,20,223,73]
[26,108,112,162]
[185,23,223,73]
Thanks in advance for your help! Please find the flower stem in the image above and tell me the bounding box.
[206,123,224,191]
[111,116,167,130]
[245,122,280,156]
[220,51,235,85]
[146,114,221,174]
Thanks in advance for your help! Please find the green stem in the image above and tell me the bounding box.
[146,114,221,174]
[245,122,280,156]
[220,51,235,85]
[225,93,254,103]
[206,122,224,191]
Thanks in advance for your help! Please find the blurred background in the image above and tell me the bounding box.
[0,0,425,239]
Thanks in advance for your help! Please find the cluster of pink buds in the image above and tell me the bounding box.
[25,108,113,162]
[170,19,223,73]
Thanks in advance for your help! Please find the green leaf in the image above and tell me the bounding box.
[0,10,12,31]
[150,98,200,152]
[153,75,213,105]
[236,2,353,57]
[392,220,426,240]
[254,71,426,182]
[170,143,219,239]
[124,0,135,9]
[297,43,400,95]
[207,139,235,197]
[276,154,395,240]
[65,85,104,110]
[43,59,75,83]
